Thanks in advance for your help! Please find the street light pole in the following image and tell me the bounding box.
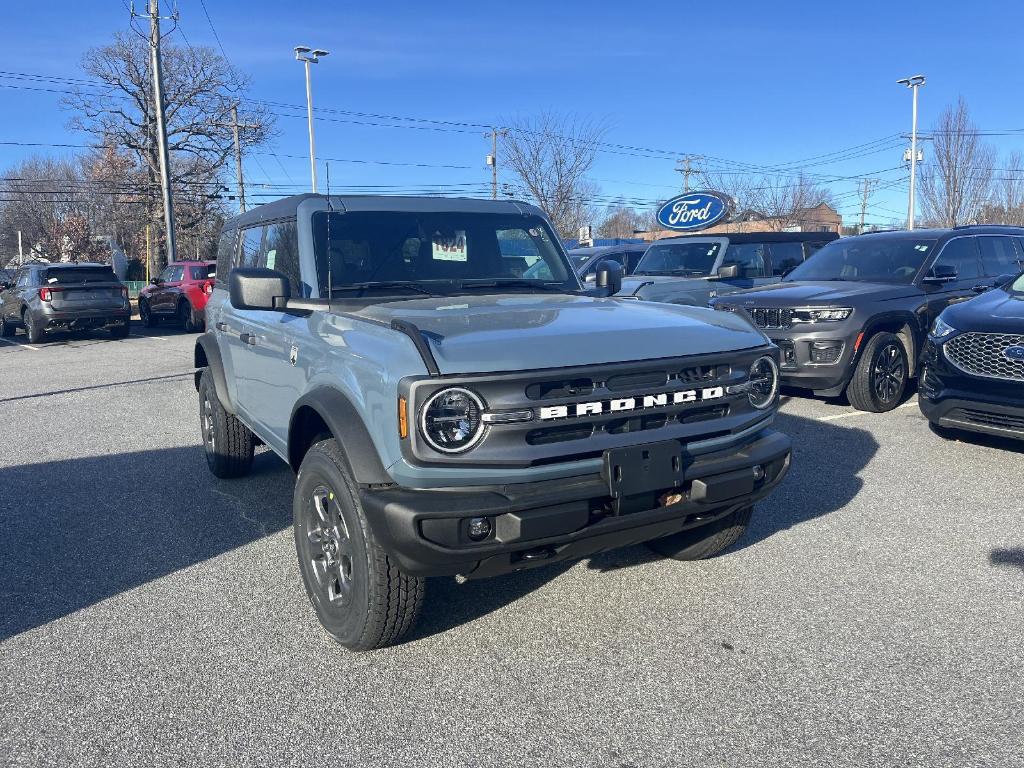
[898,75,926,230]
[295,46,329,193]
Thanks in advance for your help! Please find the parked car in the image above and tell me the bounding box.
[0,262,130,343]
[616,231,837,306]
[568,244,649,281]
[711,226,1024,412]
[195,193,792,650]
[139,260,216,331]
[919,270,1024,441]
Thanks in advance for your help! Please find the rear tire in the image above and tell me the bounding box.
[846,332,909,413]
[23,310,45,344]
[294,438,425,651]
[646,506,753,561]
[139,298,157,327]
[199,369,254,478]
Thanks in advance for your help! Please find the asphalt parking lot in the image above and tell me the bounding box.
[1,328,1022,767]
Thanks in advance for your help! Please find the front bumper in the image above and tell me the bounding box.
[762,328,858,396]
[361,428,792,578]
[919,341,1024,440]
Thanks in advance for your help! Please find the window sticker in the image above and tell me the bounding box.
[432,231,467,262]
[265,249,277,270]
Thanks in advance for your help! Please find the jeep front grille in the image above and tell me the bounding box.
[944,332,1024,382]
[750,308,793,330]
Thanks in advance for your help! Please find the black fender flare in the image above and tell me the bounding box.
[288,387,392,486]
[193,333,233,412]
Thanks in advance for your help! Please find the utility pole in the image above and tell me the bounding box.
[294,46,329,193]
[17,230,23,265]
[675,156,696,192]
[485,128,508,200]
[897,75,926,230]
[858,178,878,234]
[147,0,177,263]
[225,104,260,213]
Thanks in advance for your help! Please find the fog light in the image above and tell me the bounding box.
[810,341,843,364]
[752,465,765,481]
[467,517,491,541]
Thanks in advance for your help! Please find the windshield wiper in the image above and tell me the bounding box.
[454,279,568,292]
[330,281,439,297]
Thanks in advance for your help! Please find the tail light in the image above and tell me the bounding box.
[39,287,64,301]
[203,281,214,295]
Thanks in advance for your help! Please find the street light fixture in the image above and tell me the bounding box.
[897,74,926,230]
[295,45,330,193]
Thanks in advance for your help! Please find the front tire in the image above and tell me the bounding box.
[139,298,157,327]
[199,369,254,478]
[646,506,752,561]
[846,332,909,413]
[179,300,201,332]
[294,438,425,651]
[23,310,45,344]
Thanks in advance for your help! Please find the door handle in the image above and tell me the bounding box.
[240,332,257,346]
[215,321,228,332]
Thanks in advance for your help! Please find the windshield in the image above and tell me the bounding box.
[785,237,937,283]
[312,211,574,296]
[42,267,117,284]
[634,241,721,276]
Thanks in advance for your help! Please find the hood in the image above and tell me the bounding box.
[352,293,767,375]
[943,287,1024,334]
[619,275,779,306]
[716,280,920,306]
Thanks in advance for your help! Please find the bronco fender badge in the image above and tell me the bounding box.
[538,387,725,420]
[289,345,299,366]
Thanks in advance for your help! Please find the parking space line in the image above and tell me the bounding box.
[0,338,40,351]
[815,398,919,422]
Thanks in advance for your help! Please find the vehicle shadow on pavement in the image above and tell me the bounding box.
[0,448,292,643]
[990,549,1024,573]
[412,412,880,638]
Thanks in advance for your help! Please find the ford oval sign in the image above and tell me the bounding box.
[656,191,733,232]
[1004,345,1024,361]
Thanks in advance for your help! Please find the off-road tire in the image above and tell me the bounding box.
[109,319,130,339]
[0,313,14,337]
[23,310,45,344]
[199,369,254,478]
[294,438,425,651]
[646,505,753,561]
[846,332,909,413]
[139,298,157,327]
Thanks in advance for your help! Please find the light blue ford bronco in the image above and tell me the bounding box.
[195,194,792,650]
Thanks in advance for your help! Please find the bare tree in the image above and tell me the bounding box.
[65,31,272,268]
[701,170,834,231]
[978,151,1024,226]
[918,97,995,227]
[501,112,605,238]
[596,202,649,239]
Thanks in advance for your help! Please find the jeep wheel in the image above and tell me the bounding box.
[646,506,752,561]
[846,332,908,413]
[23,310,45,344]
[139,298,156,327]
[199,369,254,478]
[294,438,424,651]
[0,312,14,337]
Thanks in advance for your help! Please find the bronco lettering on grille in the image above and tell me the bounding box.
[539,387,725,420]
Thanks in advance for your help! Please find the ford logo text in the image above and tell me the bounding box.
[655,191,732,232]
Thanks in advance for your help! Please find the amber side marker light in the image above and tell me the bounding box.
[398,397,409,439]
[853,332,865,351]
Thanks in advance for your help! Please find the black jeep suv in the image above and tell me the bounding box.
[711,226,1024,412]
[919,271,1024,441]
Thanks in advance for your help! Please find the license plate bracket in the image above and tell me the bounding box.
[602,440,684,499]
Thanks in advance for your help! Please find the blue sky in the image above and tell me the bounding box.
[3,0,1024,227]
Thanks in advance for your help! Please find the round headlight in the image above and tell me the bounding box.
[748,356,779,410]
[420,387,485,453]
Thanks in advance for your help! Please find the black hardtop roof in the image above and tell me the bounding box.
[224,193,546,230]
[657,231,838,244]
[854,225,1024,241]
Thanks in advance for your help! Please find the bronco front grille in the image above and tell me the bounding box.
[944,333,1024,382]
[750,308,793,330]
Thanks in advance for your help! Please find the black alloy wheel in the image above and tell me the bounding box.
[139,299,156,327]
[871,340,907,405]
[846,331,909,413]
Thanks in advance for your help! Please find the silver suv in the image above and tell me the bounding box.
[195,194,792,650]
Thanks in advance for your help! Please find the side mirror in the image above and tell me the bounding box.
[0,281,12,290]
[229,267,290,311]
[715,264,739,280]
[922,264,958,284]
[150,277,161,285]
[594,260,624,295]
